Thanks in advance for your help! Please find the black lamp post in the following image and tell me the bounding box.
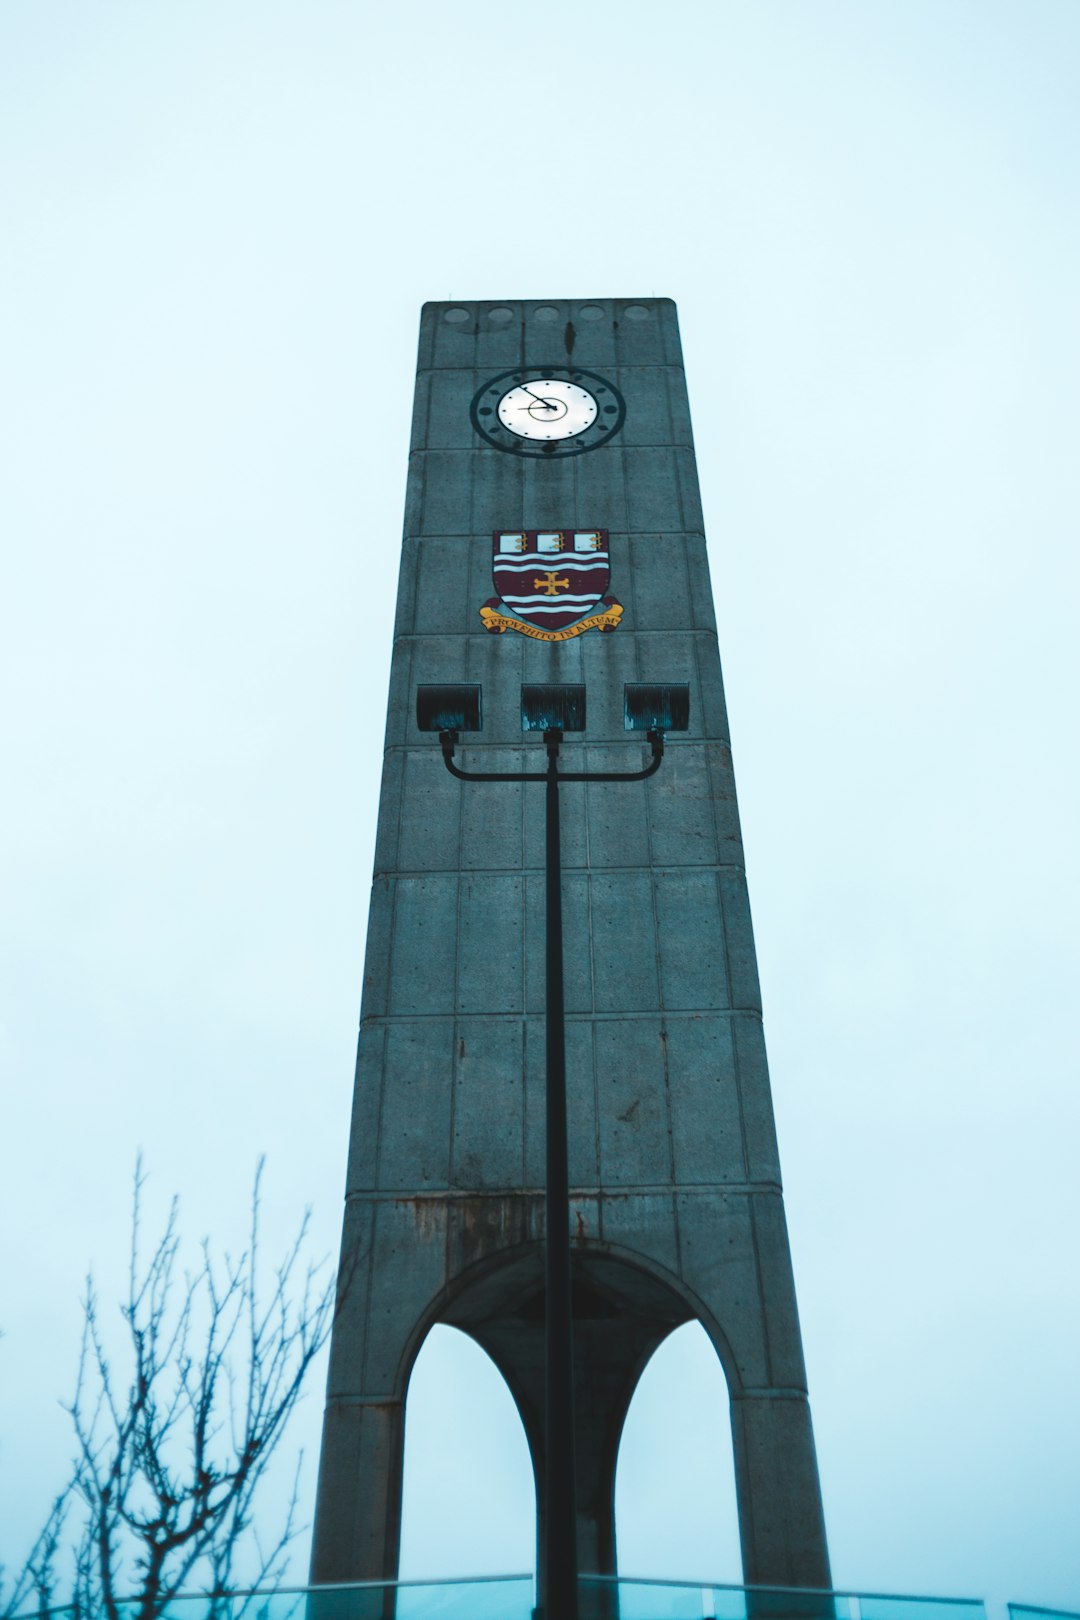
[415,681,690,1620]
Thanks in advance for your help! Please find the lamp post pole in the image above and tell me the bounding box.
[434,713,667,1620]
[542,729,576,1620]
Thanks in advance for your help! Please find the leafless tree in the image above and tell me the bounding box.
[0,1495,69,1620]
[2,1159,337,1620]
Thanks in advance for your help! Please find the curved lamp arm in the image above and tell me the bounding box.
[437,729,666,783]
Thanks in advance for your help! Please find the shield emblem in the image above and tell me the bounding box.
[489,530,612,634]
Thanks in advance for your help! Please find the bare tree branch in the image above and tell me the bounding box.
[5,1159,337,1620]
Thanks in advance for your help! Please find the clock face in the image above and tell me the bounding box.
[471,367,625,457]
[497,377,597,441]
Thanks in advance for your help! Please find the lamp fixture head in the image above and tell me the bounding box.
[415,684,483,734]
[521,684,587,733]
[624,683,690,733]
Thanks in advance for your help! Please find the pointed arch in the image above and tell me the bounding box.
[615,1321,741,1583]
[393,1236,746,1583]
[399,1323,537,1579]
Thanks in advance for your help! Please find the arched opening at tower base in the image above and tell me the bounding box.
[312,1227,827,1594]
[399,1314,743,1584]
[395,1241,743,1587]
[398,1324,536,1579]
[615,1321,741,1583]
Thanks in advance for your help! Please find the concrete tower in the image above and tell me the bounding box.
[310,298,830,1592]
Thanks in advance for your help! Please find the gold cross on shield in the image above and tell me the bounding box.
[534,571,570,596]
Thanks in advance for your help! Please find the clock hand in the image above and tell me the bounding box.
[520,387,563,409]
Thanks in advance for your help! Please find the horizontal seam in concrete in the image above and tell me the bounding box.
[358,1008,765,1025]
[416,367,687,376]
[323,1393,403,1409]
[370,862,747,877]
[371,864,748,880]
[420,387,685,393]
[408,446,697,455]
[401,530,708,539]
[381,742,730,757]
[730,1388,811,1402]
[397,530,709,543]
[343,1183,784,1202]
[392,628,722,641]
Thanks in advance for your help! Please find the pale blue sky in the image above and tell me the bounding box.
[2,2,1079,1613]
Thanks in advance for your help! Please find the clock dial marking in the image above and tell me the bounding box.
[498,377,597,440]
[471,367,626,457]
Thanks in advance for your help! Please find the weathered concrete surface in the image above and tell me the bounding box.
[310,300,830,1592]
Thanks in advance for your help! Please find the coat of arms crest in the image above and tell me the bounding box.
[480,531,623,642]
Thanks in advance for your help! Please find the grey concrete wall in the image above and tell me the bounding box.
[311,299,830,1593]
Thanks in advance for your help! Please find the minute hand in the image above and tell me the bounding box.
[521,386,561,406]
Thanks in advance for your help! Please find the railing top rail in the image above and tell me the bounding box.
[1007,1608,1080,1620]
[11,1577,538,1620]
[15,1574,1011,1619]
[279,1574,535,1593]
[583,1573,986,1607]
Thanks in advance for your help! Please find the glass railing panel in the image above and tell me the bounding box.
[10,1576,996,1620]
[740,1586,838,1620]
[575,1580,986,1620]
[582,1576,716,1620]
[231,1593,307,1620]
[859,1595,986,1620]
[69,1578,537,1620]
[396,1576,534,1620]
[304,1583,395,1620]
[706,1584,753,1620]
[238,1598,306,1620]
[306,1577,535,1620]
[1009,1608,1080,1620]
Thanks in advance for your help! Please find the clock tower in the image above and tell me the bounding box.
[310,298,830,1594]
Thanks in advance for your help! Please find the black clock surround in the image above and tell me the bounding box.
[470,365,627,456]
